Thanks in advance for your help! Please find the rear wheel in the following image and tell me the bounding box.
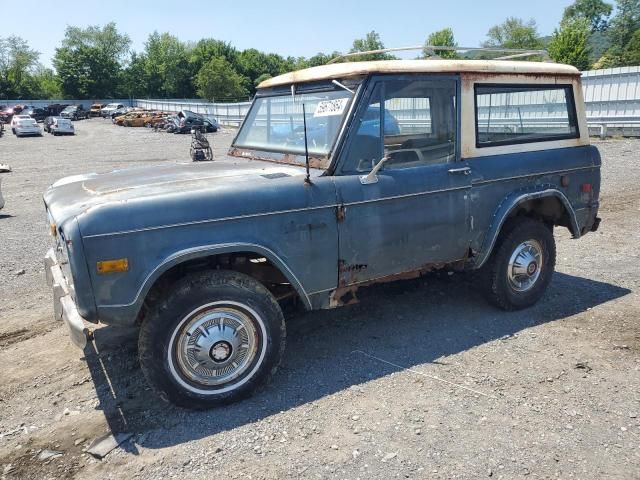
[139,270,286,408]
[479,218,556,310]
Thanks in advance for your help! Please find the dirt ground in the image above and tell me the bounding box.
[0,119,638,479]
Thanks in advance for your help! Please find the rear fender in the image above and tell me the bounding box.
[473,188,579,269]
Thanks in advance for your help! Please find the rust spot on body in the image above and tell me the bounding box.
[228,147,329,170]
[330,261,450,307]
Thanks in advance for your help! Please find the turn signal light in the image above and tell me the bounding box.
[50,224,57,237]
[97,258,129,274]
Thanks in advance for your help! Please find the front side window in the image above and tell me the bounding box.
[475,84,579,147]
[233,85,355,164]
[342,77,458,173]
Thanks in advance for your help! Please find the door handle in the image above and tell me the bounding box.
[448,167,471,175]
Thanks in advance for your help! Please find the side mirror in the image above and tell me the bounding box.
[359,156,389,185]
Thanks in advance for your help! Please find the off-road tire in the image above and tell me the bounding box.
[139,270,286,409]
[479,218,556,310]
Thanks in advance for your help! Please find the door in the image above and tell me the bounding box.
[333,75,471,286]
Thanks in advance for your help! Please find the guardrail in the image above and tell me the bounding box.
[132,99,250,127]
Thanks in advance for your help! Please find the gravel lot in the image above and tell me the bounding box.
[0,119,639,479]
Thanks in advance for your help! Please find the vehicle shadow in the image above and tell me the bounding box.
[82,271,631,453]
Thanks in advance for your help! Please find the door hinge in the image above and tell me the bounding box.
[336,205,346,222]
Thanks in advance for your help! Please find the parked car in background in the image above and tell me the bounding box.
[101,103,125,118]
[60,105,89,121]
[169,110,218,133]
[0,164,10,211]
[46,104,70,116]
[50,117,75,136]
[24,107,48,122]
[14,118,42,137]
[0,108,12,123]
[43,116,57,133]
[10,114,32,134]
[1,106,23,123]
[110,106,130,120]
[89,103,106,117]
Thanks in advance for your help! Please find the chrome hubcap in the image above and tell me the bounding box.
[174,305,259,387]
[507,239,543,292]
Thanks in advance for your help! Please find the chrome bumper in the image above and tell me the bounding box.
[45,248,88,349]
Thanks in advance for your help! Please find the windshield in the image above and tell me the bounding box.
[233,87,354,160]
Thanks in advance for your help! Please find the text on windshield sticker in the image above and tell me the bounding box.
[314,98,349,117]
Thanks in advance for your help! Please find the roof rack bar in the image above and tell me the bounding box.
[327,45,551,64]
[493,52,551,61]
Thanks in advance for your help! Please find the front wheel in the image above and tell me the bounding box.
[479,218,556,311]
[139,270,286,408]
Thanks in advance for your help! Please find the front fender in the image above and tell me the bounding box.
[473,187,580,269]
[96,242,312,326]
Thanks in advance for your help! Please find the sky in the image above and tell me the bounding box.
[3,0,576,67]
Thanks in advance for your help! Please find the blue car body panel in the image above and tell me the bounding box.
[43,70,601,326]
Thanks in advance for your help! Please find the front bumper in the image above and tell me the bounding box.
[44,248,88,349]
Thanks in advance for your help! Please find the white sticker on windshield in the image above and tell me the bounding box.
[314,98,349,117]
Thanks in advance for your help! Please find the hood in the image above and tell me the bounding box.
[44,156,313,234]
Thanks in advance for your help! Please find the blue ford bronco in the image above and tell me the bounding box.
[44,59,601,408]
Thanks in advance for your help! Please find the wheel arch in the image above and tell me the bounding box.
[134,243,312,322]
[474,188,579,269]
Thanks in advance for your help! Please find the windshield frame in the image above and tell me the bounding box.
[230,79,363,170]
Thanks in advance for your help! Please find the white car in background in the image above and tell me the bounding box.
[100,103,125,118]
[10,114,32,134]
[0,164,10,211]
[50,118,75,136]
[14,118,42,137]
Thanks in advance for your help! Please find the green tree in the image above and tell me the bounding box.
[563,0,613,32]
[0,36,41,98]
[189,38,238,77]
[195,56,248,102]
[622,28,640,63]
[548,18,592,70]
[608,0,640,48]
[142,32,192,98]
[595,0,640,67]
[423,28,458,59]
[32,67,62,98]
[306,52,338,67]
[120,52,148,98]
[348,31,395,61]
[235,48,294,94]
[254,73,272,87]
[53,23,130,98]
[483,17,543,49]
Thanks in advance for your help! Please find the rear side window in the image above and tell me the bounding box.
[475,84,579,147]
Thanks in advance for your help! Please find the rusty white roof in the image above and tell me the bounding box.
[258,60,580,89]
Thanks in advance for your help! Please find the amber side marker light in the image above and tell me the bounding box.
[97,258,129,274]
[50,224,57,237]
